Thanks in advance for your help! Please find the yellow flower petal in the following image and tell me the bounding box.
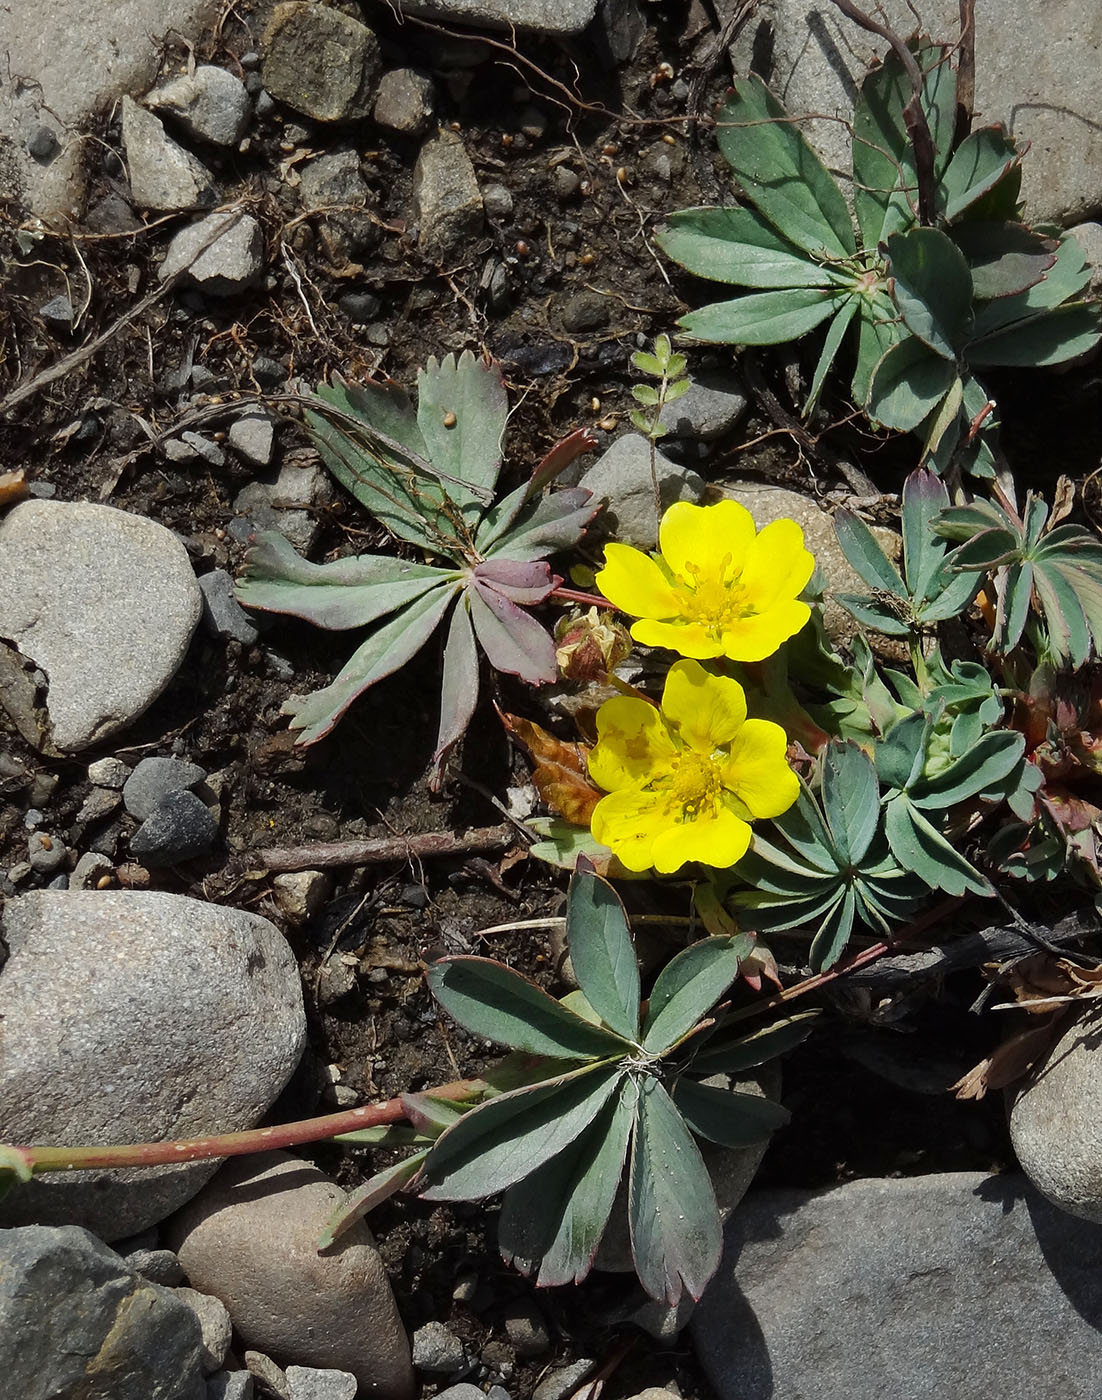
[630,618,724,659]
[596,543,679,620]
[650,803,752,874]
[660,659,747,753]
[588,696,676,793]
[721,718,800,818]
[719,599,812,661]
[738,519,816,609]
[590,787,665,871]
[659,500,756,582]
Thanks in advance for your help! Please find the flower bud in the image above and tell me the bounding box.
[554,607,631,683]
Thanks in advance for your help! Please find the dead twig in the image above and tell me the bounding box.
[251,823,517,872]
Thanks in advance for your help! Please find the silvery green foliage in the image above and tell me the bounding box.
[236,352,597,771]
[656,39,1101,476]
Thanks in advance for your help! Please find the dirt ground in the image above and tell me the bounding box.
[1,0,1100,1393]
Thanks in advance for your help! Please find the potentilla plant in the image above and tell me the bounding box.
[236,351,599,778]
[655,25,1101,474]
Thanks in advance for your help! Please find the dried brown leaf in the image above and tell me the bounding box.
[952,1016,1065,1100]
[499,710,602,827]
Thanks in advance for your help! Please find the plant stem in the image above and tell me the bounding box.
[550,586,616,609]
[4,1079,487,1176]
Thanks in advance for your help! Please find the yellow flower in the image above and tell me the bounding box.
[596,499,814,662]
[588,659,798,874]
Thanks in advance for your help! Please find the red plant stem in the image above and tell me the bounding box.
[6,1079,485,1176]
[550,586,615,609]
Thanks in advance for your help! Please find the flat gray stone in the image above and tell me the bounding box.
[412,1321,465,1373]
[396,0,597,34]
[146,65,252,146]
[122,97,214,211]
[693,1172,1102,1400]
[0,890,306,1240]
[0,0,218,220]
[731,1,1102,225]
[1010,1008,1102,1222]
[200,569,261,644]
[159,211,265,294]
[0,500,201,752]
[166,1152,414,1400]
[0,1225,206,1400]
[720,484,899,649]
[413,128,484,262]
[659,371,748,441]
[577,433,706,550]
[173,1287,234,1374]
[261,2,381,122]
[130,789,219,865]
[208,1374,255,1400]
[227,411,275,467]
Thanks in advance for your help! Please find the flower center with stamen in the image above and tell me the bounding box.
[670,749,723,819]
[678,558,751,633]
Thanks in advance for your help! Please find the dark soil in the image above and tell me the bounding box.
[1,2,1100,1397]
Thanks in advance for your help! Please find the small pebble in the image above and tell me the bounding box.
[39,294,74,326]
[173,1286,233,1373]
[434,1388,485,1400]
[285,1365,358,1400]
[199,570,260,645]
[481,182,513,221]
[245,1351,289,1399]
[87,757,131,788]
[27,830,67,874]
[27,125,60,161]
[533,1361,597,1400]
[412,1321,465,1374]
[70,851,114,891]
[123,756,208,821]
[124,1247,186,1286]
[208,1372,255,1400]
[129,789,219,865]
[75,787,122,826]
[503,1299,551,1357]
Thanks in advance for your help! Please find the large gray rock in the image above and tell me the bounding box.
[720,483,899,649]
[261,2,381,122]
[693,1172,1102,1399]
[731,1,1102,226]
[413,128,484,263]
[158,211,265,294]
[1009,1008,1102,1222]
[0,0,218,220]
[0,891,306,1240]
[577,433,706,551]
[0,1225,206,1400]
[121,97,214,211]
[0,500,201,752]
[146,65,252,147]
[165,1151,414,1400]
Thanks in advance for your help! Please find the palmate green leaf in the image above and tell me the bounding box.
[805,295,859,416]
[427,955,631,1059]
[629,1076,722,1305]
[656,205,843,289]
[902,467,953,607]
[478,486,597,562]
[690,1012,820,1076]
[715,76,856,261]
[318,1151,429,1248]
[418,1062,623,1202]
[284,584,457,744]
[498,1075,637,1288]
[969,234,1093,339]
[867,338,958,432]
[415,352,507,523]
[822,741,879,866]
[525,818,617,874]
[832,594,911,637]
[886,228,973,357]
[853,292,904,407]
[852,38,956,247]
[1033,562,1094,668]
[235,530,456,630]
[435,593,479,765]
[467,581,556,684]
[566,869,641,1042]
[967,301,1102,368]
[810,885,857,972]
[678,287,841,345]
[832,508,906,598]
[950,222,1056,301]
[908,729,1025,808]
[672,1077,791,1148]
[939,127,1022,221]
[875,711,929,791]
[882,793,991,896]
[309,381,444,552]
[642,935,752,1054]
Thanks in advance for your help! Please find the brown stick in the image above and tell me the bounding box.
[252,822,517,872]
[954,0,976,146]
